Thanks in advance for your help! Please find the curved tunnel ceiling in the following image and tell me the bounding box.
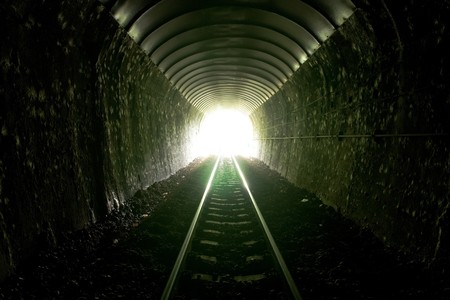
[102,0,356,114]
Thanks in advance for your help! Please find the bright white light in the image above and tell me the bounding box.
[193,109,256,157]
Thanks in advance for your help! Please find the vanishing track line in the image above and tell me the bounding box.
[162,156,302,299]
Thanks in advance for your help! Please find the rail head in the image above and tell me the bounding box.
[161,155,302,299]
[161,156,221,300]
[232,156,303,300]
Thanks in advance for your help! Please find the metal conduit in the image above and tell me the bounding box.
[257,133,448,140]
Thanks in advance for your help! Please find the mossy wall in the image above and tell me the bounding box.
[0,0,201,280]
[253,1,450,260]
[96,22,202,215]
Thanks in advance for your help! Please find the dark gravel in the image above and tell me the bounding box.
[0,156,448,299]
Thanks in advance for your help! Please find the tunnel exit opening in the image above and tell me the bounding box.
[193,109,257,157]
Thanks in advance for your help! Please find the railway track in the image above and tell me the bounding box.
[162,156,302,299]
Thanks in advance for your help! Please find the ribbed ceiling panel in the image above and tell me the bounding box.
[105,0,356,114]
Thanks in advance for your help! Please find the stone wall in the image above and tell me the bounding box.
[253,1,450,261]
[0,0,201,280]
[96,22,202,215]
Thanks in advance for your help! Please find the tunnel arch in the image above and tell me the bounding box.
[2,0,449,283]
[151,24,307,69]
[179,71,278,98]
[108,0,356,113]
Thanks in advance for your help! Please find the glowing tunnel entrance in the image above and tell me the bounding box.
[194,109,257,157]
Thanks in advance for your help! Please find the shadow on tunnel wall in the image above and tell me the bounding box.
[253,0,450,263]
[0,0,449,283]
[0,0,201,280]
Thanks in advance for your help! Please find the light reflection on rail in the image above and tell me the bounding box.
[161,155,302,299]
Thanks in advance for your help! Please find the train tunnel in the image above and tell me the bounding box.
[0,0,449,292]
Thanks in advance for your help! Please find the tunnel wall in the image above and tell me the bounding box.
[0,0,201,280]
[253,1,450,261]
[96,19,202,213]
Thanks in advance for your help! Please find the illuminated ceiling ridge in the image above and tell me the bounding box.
[103,0,356,113]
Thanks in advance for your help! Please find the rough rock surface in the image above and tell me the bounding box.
[0,157,448,299]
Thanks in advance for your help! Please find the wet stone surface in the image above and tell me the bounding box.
[0,156,449,299]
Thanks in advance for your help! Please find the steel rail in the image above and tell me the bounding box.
[162,156,302,299]
[232,156,303,300]
[161,156,221,300]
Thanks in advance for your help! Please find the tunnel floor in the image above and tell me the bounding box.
[0,157,448,299]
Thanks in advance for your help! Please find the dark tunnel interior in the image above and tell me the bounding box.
[0,0,449,294]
